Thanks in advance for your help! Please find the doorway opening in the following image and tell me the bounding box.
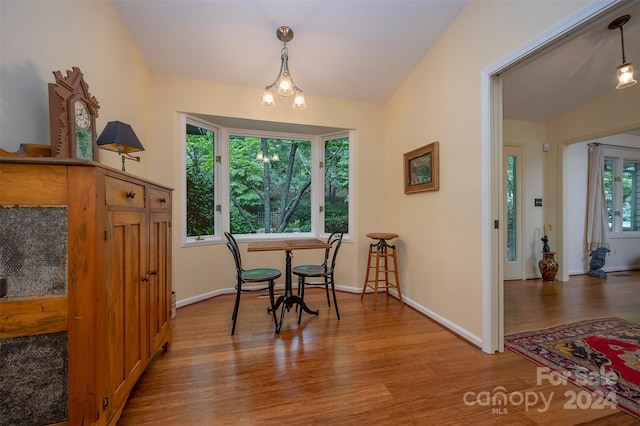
[483,0,625,354]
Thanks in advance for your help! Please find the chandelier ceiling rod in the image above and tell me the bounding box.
[261,26,308,110]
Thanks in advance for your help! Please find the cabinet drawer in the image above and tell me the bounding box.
[149,187,171,210]
[105,176,145,208]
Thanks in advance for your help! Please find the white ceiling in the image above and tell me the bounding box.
[502,1,640,124]
[114,0,640,125]
[114,0,467,104]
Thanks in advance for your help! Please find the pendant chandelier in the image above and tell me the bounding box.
[261,26,307,110]
[608,15,637,89]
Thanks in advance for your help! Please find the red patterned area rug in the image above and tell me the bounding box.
[505,317,640,419]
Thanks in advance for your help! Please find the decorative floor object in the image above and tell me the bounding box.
[505,317,640,419]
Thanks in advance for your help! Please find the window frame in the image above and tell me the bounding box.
[603,146,640,237]
[320,131,354,239]
[226,127,316,241]
[181,114,352,246]
[181,115,221,246]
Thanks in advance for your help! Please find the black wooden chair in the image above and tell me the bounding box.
[292,231,343,323]
[224,232,281,335]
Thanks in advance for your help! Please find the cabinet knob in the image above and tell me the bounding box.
[150,270,158,276]
[142,275,150,282]
[159,197,167,203]
[126,191,136,199]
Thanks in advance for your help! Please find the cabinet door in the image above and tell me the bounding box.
[105,210,148,415]
[148,211,172,355]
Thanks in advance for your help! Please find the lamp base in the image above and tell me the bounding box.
[121,153,140,172]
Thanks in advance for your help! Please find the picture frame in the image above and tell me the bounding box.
[403,141,439,194]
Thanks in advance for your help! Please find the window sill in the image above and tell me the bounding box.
[609,233,640,239]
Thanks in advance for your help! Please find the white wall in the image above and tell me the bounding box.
[0,0,152,177]
[547,86,640,145]
[566,134,640,274]
[566,141,590,272]
[384,0,591,340]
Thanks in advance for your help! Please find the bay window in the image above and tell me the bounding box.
[182,114,352,244]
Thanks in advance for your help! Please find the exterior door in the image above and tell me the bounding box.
[504,145,523,279]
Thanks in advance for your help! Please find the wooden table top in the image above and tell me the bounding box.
[247,239,330,252]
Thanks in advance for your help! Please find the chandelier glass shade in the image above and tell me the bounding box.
[261,26,307,110]
[616,63,637,89]
[608,15,637,90]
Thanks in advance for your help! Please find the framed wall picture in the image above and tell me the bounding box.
[403,141,439,194]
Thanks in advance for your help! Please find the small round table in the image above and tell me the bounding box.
[361,233,403,308]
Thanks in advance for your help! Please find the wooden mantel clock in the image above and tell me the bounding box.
[49,67,100,160]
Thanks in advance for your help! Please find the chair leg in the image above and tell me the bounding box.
[298,277,305,324]
[231,285,241,335]
[324,276,331,307]
[268,280,278,328]
[330,273,340,320]
[295,275,302,313]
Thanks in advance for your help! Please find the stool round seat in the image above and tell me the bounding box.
[366,232,398,240]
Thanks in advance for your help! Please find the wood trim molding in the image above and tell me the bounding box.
[0,143,52,157]
[0,296,68,338]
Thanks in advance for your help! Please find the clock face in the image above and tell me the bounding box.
[74,100,93,160]
[74,100,91,130]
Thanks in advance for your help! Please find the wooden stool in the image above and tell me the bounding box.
[361,233,403,308]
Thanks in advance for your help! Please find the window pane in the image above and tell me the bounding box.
[604,159,613,231]
[186,123,215,237]
[506,155,517,262]
[229,136,311,234]
[324,137,349,234]
[622,161,640,232]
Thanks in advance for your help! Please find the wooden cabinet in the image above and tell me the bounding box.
[0,160,172,426]
[148,208,172,357]
[104,208,147,421]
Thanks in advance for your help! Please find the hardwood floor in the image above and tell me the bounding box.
[505,270,640,333]
[119,272,640,425]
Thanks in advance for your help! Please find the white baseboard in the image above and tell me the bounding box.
[568,266,640,276]
[399,295,482,348]
[175,288,232,308]
[525,265,640,279]
[177,284,481,349]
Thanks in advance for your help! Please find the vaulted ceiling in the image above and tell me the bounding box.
[502,1,640,124]
[114,0,639,127]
